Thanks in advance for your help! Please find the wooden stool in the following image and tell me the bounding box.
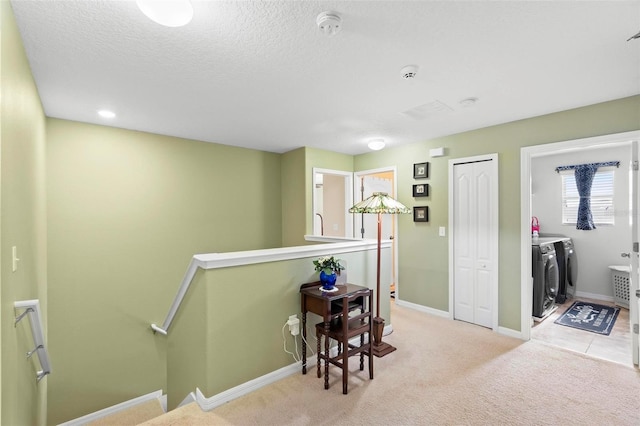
[315,287,373,394]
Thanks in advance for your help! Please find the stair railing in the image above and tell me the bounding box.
[14,299,51,382]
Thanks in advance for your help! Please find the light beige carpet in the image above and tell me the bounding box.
[87,399,164,426]
[141,303,640,425]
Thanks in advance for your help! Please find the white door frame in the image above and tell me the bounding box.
[312,168,354,238]
[354,166,400,297]
[519,130,640,342]
[448,153,499,331]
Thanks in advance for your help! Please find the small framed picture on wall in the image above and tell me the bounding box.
[413,162,429,179]
[413,206,429,222]
[412,183,429,197]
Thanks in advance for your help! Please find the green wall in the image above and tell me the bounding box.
[166,246,387,410]
[354,95,640,331]
[46,120,283,424]
[281,148,307,246]
[1,1,48,424]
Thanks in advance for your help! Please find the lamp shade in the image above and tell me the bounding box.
[349,192,411,214]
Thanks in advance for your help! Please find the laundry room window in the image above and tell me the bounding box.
[561,169,615,225]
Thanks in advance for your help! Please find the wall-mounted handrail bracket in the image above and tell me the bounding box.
[27,344,44,359]
[15,307,34,326]
[14,300,52,383]
[36,371,49,383]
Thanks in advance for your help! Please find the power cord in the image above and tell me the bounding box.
[281,323,300,362]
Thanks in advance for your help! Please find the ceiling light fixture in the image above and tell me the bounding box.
[97,109,116,119]
[136,0,194,27]
[368,139,386,151]
[316,12,342,36]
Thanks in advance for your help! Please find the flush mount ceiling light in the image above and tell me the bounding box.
[97,109,116,119]
[316,12,342,36]
[136,0,194,27]
[368,139,386,151]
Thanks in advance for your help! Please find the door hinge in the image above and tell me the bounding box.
[636,289,640,298]
[634,323,639,335]
[634,242,639,253]
[633,160,639,171]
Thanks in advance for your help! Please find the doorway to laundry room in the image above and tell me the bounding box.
[521,131,639,367]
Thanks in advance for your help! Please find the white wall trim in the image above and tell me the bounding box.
[58,389,164,426]
[194,361,304,411]
[498,326,524,340]
[395,299,449,318]
[152,239,387,334]
[574,291,615,303]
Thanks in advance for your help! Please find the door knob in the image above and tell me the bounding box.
[389,236,394,240]
[621,253,631,258]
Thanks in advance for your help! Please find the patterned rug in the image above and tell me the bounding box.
[554,301,620,335]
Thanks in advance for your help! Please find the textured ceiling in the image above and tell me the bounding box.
[10,0,640,155]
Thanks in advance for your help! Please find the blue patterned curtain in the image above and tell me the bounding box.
[555,161,619,230]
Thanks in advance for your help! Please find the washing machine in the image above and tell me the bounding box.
[532,239,560,319]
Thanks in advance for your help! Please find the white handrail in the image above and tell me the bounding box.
[14,299,51,382]
[151,239,384,335]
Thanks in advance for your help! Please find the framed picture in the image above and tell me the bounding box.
[412,183,429,197]
[413,162,429,179]
[413,206,429,222]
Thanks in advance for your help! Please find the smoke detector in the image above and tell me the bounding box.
[316,12,342,36]
[400,65,419,80]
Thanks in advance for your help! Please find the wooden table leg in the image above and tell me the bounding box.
[324,321,330,389]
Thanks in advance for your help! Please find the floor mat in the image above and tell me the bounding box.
[554,301,620,335]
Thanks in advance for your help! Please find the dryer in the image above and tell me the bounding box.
[532,240,560,319]
[562,238,578,300]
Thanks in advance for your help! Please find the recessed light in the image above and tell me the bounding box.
[136,0,193,27]
[97,109,116,119]
[368,139,386,151]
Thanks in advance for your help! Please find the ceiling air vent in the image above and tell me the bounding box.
[400,100,453,120]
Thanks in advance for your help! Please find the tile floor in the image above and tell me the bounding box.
[531,297,632,367]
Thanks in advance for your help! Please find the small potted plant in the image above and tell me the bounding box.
[313,256,345,291]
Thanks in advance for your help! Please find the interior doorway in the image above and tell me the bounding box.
[520,131,639,366]
[312,168,353,238]
[354,167,399,298]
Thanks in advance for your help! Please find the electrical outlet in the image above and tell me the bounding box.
[287,314,300,336]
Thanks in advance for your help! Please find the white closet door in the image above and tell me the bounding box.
[453,158,497,328]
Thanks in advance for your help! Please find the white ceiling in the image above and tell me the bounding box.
[10,0,640,155]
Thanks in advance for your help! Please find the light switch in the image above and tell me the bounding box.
[12,246,20,272]
[439,227,446,237]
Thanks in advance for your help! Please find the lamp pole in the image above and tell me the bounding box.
[371,211,396,357]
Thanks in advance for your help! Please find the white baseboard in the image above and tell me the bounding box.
[575,291,614,303]
[395,298,449,318]
[396,298,523,339]
[193,330,380,412]
[498,326,523,340]
[58,389,164,426]
[195,361,301,411]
